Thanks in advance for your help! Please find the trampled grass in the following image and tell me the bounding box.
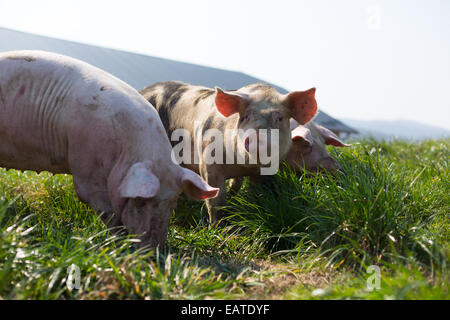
[0,138,448,299]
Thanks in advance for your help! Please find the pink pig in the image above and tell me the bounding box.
[287,119,349,172]
[0,50,218,247]
[228,119,349,193]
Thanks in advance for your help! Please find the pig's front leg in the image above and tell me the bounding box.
[235,175,277,195]
[71,164,122,232]
[227,174,269,194]
[199,163,227,225]
[228,177,243,194]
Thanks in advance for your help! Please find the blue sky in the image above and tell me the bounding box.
[0,0,449,129]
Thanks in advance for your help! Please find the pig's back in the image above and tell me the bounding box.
[140,81,218,144]
[0,51,86,172]
[0,50,157,173]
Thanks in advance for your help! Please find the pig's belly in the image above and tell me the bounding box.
[0,141,70,174]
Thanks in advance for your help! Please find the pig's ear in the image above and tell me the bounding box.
[285,88,317,124]
[291,125,313,147]
[316,125,350,147]
[119,162,160,199]
[214,88,247,117]
[179,168,219,200]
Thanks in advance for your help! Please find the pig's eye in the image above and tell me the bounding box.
[300,144,313,154]
[240,114,250,123]
[273,112,283,123]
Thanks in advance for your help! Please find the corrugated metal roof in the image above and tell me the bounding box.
[0,26,357,134]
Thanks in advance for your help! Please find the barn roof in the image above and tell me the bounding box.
[0,27,357,134]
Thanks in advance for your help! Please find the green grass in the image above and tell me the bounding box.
[0,138,448,299]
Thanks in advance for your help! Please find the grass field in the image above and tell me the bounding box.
[0,138,448,299]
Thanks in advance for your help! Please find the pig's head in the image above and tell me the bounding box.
[214,84,318,164]
[112,161,218,247]
[286,120,349,173]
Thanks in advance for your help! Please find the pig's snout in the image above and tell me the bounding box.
[244,136,250,152]
[321,156,341,172]
[121,198,172,248]
[243,131,269,154]
[140,227,169,248]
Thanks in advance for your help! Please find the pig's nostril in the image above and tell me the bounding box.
[244,136,250,152]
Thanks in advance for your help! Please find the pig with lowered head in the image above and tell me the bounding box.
[0,50,218,247]
[287,119,349,172]
[140,82,317,224]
